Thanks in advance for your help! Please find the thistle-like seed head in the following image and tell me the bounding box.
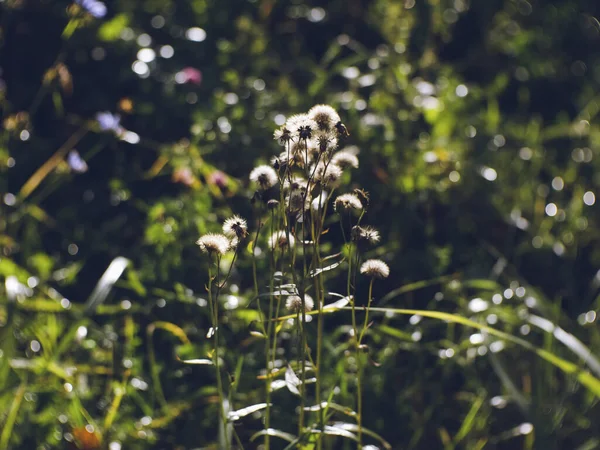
[250,165,278,190]
[222,215,248,239]
[196,233,230,256]
[268,230,295,249]
[286,294,315,313]
[360,259,390,279]
[334,193,363,212]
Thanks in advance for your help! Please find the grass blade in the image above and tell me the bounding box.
[0,382,26,450]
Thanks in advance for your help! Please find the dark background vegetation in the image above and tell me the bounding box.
[1,0,600,448]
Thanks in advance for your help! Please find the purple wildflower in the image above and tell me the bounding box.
[76,0,107,18]
[67,150,88,173]
[175,68,202,85]
[208,170,228,188]
[96,111,122,133]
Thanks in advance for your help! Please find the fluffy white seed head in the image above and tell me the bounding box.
[286,294,315,313]
[314,129,338,153]
[308,104,341,131]
[313,163,343,186]
[334,193,363,212]
[311,191,329,212]
[360,259,390,279]
[332,150,359,169]
[250,165,278,190]
[282,176,307,192]
[286,114,318,140]
[268,230,295,249]
[286,188,311,212]
[222,215,248,239]
[352,225,380,244]
[196,233,230,256]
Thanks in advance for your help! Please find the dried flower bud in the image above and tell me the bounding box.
[273,127,292,144]
[352,225,380,244]
[267,199,280,210]
[353,189,370,209]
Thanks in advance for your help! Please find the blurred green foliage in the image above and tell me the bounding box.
[1,0,600,449]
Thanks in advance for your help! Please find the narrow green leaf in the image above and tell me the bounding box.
[0,382,26,450]
[276,307,600,398]
[228,403,269,420]
[332,422,392,449]
[180,359,213,365]
[453,394,485,444]
[250,428,296,443]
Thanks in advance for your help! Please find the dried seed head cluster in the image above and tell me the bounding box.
[360,259,390,279]
[196,233,231,256]
[313,162,343,186]
[286,294,315,313]
[198,214,248,256]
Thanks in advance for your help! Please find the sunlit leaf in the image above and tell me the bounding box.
[179,359,213,365]
[285,366,301,396]
[250,428,296,443]
[228,403,269,420]
[332,422,392,449]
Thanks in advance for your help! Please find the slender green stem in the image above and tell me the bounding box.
[358,279,375,344]
[208,260,229,450]
[312,200,325,450]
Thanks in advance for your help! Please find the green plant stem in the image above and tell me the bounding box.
[208,260,229,450]
[313,187,335,448]
[264,210,276,450]
[358,279,374,345]
[345,239,362,448]
[356,279,374,449]
[298,205,308,437]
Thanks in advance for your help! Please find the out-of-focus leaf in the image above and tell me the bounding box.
[84,257,130,313]
[453,394,485,444]
[228,403,269,420]
[250,428,296,443]
[98,14,129,41]
[378,324,413,341]
[332,422,392,449]
[285,366,301,396]
[179,358,213,365]
[304,401,357,417]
